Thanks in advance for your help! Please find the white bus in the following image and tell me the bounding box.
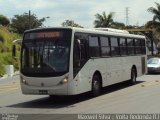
[17,27,147,96]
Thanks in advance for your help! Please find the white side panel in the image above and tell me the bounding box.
[105,57,123,86]
[74,59,106,94]
[74,55,147,94]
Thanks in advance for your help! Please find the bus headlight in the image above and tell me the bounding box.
[59,76,68,85]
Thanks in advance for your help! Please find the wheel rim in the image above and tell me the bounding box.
[93,80,100,91]
[132,69,136,83]
[92,75,101,96]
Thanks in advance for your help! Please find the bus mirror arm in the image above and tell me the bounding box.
[12,39,22,59]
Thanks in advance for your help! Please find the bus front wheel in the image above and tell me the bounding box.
[91,74,101,97]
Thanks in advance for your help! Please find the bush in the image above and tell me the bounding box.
[0,52,20,75]
[0,15,10,26]
[0,26,21,52]
[0,42,7,52]
[0,26,21,75]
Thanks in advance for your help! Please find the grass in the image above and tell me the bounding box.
[0,26,20,51]
[0,52,19,75]
[0,26,21,75]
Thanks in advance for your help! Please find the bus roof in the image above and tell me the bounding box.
[25,27,146,39]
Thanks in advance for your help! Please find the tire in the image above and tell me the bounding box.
[91,74,101,97]
[131,68,136,84]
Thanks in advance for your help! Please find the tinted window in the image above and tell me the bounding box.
[110,37,119,56]
[141,39,146,54]
[119,38,127,55]
[127,38,135,55]
[119,38,126,46]
[89,36,99,46]
[74,33,88,60]
[100,37,110,57]
[110,37,118,46]
[141,39,146,46]
[135,39,141,54]
[21,29,72,77]
[100,37,109,46]
[135,39,141,46]
[74,33,89,77]
[89,36,100,57]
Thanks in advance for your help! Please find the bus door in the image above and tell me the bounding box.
[73,37,89,78]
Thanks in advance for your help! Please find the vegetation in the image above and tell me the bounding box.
[146,2,160,31]
[112,22,125,29]
[11,12,46,34]
[94,12,114,28]
[0,26,20,75]
[94,11,125,29]
[145,2,160,50]
[0,52,19,75]
[0,15,10,26]
[0,26,20,51]
[0,12,46,75]
[62,20,83,28]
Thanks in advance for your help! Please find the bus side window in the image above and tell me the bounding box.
[141,39,146,54]
[89,36,100,57]
[110,37,119,56]
[119,38,127,56]
[100,36,111,57]
[135,39,141,54]
[127,38,135,55]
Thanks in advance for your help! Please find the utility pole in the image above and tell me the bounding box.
[29,10,31,29]
[125,7,129,26]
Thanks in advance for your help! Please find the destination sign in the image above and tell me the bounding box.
[24,31,63,39]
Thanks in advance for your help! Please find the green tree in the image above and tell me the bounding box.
[0,15,10,26]
[62,20,83,28]
[11,12,46,34]
[112,22,125,29]
[94,12,114,28]
[146,2,160,31]
[145,2,160,47]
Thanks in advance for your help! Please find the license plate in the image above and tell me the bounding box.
[39,90,48,94]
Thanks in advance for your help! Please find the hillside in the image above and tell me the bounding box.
[0,26,21,75]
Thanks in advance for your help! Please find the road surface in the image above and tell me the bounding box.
[0,74,160,120]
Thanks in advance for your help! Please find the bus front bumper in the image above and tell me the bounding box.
[21,83,68,95]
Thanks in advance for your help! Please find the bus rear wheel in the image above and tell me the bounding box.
[131,68,137,84]
[91,74,101,97]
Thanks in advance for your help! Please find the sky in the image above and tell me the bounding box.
[0,0,160,28]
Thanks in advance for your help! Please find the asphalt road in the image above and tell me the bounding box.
[0,74,160,120]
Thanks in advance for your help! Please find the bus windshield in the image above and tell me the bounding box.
[21,30,71,77]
